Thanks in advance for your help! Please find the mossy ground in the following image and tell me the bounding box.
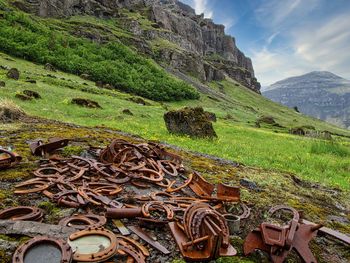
[0,118,349,263]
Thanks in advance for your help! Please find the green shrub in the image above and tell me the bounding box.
[0,8,199,101]
[310,141,350,157]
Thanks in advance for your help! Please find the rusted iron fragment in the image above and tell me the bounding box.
[129,226,170,255]
[12,236,73,263]
[116,235,149,263]
[59,214,107,230]
[169,202,236,261]
[244,205,322,263]
[29,138,69,156]
[68,227,118,262]
[302,219,350,246]
[188,172,240,202]
[0,148,22,170]
[0,206,44,222]
[106,207,143,219]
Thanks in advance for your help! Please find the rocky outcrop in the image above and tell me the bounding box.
[18,0,261,93]
[164,107,217,138]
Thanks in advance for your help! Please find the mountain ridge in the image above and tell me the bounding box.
[263,71,350,129]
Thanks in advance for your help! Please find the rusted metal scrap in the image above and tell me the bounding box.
[116,235,149,263]
[244,205,322,263]
[188,172,240,202]
[29,138,69,156]
[59,213,107,230]
[10,139,243,262]
[169,202,237,261]
[0,206,44,222]
[68,227,118,262]
[0,148,22,170]
[302,219,350,246]
[129,225,170,255]
[12,236,73,263]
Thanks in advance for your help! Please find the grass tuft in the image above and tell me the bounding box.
[0,99,25,123]
[310,141,350,157]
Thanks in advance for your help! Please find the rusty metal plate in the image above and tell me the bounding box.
[68,227,118,262]
[12,236,72,263]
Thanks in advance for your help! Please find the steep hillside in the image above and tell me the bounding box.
[7,0,261,92]
[263,71,350,129]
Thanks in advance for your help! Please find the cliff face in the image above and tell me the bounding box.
[20,0,260,92]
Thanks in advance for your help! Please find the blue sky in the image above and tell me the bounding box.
[181,0,350,87]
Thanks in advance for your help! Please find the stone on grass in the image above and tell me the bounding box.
[128,96,150,106]
[164,107,217,138]
[289,127,306,136]
[80,73,91,80]
[257,115,276,125]
[0,81,5,87]
[23,90,41,99]
[71,98,101,108]
[6,68,20,80]
[122,109,133,116]
[44,63,56,72]
[25,79,37,84]
[15,93,32,101]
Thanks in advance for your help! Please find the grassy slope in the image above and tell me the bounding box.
[1,52,349,190]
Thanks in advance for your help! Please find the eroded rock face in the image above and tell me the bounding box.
[19,0,261,92]
[164,107,217,138]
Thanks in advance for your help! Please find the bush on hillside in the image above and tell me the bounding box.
[0,10,199,101]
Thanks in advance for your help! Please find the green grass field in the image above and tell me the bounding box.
[1,52,349,190]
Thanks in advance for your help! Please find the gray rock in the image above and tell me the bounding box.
[0,220,77,239]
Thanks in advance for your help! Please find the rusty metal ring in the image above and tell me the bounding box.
[12,236,72,263]
[14,179,50,194]
[268,205,299,222]
[166,173,193,193]
[33,167,61,178]
[0,206,44,221]
[142,201,174,220]
[59,214,107,230]
[68,227,118,262]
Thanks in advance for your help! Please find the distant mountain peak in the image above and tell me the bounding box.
[262,71,350,129]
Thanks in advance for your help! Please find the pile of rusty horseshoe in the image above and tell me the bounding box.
[2,138,349,263]
[7,139,247,262]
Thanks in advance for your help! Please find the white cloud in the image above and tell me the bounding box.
[250,1,350,86]
[293,13,350,75]
[255,0,319,29]
[193,0,213,18]
[251,47,312,87]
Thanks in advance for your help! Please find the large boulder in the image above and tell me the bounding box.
[164,107,217,138]
[6,68,20,80]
